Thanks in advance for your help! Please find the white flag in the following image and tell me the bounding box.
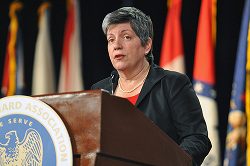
[32,2,55,95]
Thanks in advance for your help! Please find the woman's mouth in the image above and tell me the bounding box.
[114,54,125,60]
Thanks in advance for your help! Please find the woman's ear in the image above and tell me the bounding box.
[145,38,152,54]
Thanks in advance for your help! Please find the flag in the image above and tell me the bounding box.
[246,21,250,166]
[1,1,24,97]
[32,2,55,95]
[58,0,83,92]
[159,0,185,73]
[193,0,220,165]
[224,0,250,165]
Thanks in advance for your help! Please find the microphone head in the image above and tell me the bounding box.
[110,70,118,83]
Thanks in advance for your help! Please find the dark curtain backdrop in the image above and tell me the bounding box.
[0,0,245,164]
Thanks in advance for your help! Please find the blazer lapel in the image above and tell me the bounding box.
[135,64,167,107]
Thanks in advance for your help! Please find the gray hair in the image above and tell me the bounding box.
[102,7,154,63]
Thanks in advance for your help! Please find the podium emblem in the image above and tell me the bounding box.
[0,96,73,166]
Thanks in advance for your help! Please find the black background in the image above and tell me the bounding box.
[0,0,245,164]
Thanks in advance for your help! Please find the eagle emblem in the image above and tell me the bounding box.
[0,128,43,165]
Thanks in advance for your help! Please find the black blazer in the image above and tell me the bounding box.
[91,63,212,165]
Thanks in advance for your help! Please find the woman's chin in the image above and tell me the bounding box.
[114,67,126,71]
[113,64,128,71]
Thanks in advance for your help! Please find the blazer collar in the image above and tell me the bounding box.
[135,64,167,106]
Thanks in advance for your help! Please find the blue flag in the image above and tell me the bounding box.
[223,0,250,165]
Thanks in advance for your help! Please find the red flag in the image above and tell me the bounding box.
[193,0,220,165]
[1,1,24,96]
[58,0,83,92]
[193,1,215,84]
[159,0,185,73]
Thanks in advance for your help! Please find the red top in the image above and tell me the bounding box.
[126,94,139,105]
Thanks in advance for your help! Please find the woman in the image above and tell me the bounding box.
[91,7,211,165]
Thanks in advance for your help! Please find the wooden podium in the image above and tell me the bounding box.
[35,90,192,166]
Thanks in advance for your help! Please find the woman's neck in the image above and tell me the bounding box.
[118,61,150,81]
[115,61,150,97]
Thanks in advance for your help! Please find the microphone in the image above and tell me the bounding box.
[110,70,117,94]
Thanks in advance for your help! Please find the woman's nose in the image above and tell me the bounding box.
[113,38,122,50]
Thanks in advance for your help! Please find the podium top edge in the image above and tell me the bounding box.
[32,89,110,100]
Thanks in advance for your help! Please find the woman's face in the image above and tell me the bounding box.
[106,23,151,72]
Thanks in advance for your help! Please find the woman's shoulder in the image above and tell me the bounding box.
[152,64,190,82]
